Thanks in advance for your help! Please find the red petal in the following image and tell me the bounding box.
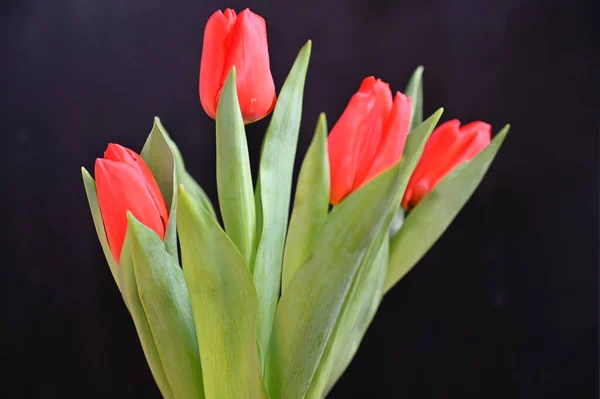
[401,120,492,209]
[407,178,430,209]
[199,9,237,119]
[361,92,412,187]
[328,79,379,204]
[222,8,276,123]
[103,144,170,230]
[402,120,461,208]
[425,121,491,188]
[95,159,167,263]
[351,79,394,189]
[459,121,491,161]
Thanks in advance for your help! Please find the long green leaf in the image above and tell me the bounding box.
[265,161,404,399]
[127,214,205,399]
[307,236,389,399]
[281,113,329,293]
[119,225,174,399]
[323,237,389,396]
[141,119,178,260]
[215,67,256,263]
[384,125,510,293]
[177,187,268,399]
[405,66,424,133]
[81,168,121,293]
[253,41,312,359]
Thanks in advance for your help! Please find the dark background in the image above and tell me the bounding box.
[1,0,598,398]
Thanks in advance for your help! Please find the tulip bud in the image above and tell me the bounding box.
[402,119,491,209]
[95,144,169,263]
[328,76,412,205]
[199,8,276,124]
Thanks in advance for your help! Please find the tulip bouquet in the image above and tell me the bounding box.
[82,7,509,399]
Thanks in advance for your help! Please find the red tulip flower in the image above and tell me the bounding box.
[328,76,412,205]
[95,144,169,263]
[199,8,276,124]
[402,119,491,209]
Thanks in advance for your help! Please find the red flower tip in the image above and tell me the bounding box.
[401,119,492,209]
[199,8,276,124]
[95,144,169,263]
[328,77,412,205]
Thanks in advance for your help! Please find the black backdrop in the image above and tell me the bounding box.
[1,0,598,398]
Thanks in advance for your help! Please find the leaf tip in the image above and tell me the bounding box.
[317,112,328,131]
[226,66,237,82]
[426,107,444,124]
[301,39,313,56]
[177,184,194,213]
[493,124,510,145]
[126,210,138,228]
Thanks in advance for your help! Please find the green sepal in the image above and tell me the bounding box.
[177,187,269,399]
[140,118,179,261]
[157,117,216,218]
[265,160,405,399]
[216,67,256,263]
[124,213,205,399]
[253,40,312,363]
[384,125,510,293]
[405,65,424,133]
[281,113,329,294]
[81,167,121,293]
[387,66,425,238]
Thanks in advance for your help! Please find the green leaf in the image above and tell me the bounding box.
[325,239,389,395]
[156,117,217,218]
[126,215,205,398]
[177,187,268,399]
[307,236,389,399]
[119,224,174,399]
[281,113,329,294]
[265,161,405,399]
[384,125,510,293]
[216,67,256,263]
[140,119,178,261]
[81,168,121,293]
[253,41,312,360]
[405,66,424,133]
